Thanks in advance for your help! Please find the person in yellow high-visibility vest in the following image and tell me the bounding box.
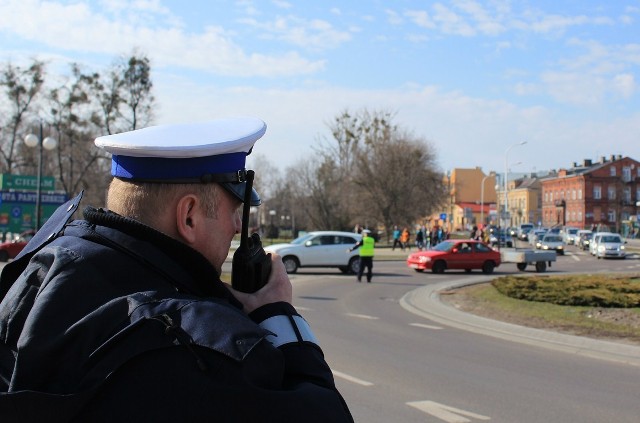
[348,229,375,283]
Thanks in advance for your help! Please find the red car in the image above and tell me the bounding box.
[0,230,35,262]
[406,239,501,274]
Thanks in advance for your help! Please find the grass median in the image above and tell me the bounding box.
[441,273,640,345]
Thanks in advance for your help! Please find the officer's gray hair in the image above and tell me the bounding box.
[107,178,219,225]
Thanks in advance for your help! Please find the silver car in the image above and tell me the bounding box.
[592,232,626,259]
[539,234,565,255]
[264,231,362,274]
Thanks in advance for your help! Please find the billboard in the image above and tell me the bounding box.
[0,174,67,234]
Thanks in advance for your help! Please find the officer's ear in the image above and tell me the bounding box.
[176,194,199,244]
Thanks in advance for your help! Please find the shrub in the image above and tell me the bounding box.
[491,274,640,308]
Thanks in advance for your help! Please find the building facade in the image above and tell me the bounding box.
[540,155,640,234]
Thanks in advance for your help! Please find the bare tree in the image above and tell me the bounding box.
[0,60,45,173]
[352,130,446,240]
[120,53,154,131]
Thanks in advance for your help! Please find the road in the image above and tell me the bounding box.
[283,244,640,423]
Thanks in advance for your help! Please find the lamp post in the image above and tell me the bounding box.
[269,210,276,244]
[504,141,527,229]
[24,122,57,231]
[480,172,495,227]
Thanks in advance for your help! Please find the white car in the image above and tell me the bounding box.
[529,229,548,248]
[539,234,564,255]
[591,232,626,259]
[264,231,362,274]
[562,227,579,245]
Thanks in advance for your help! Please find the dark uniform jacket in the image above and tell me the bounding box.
[0,194,353,422]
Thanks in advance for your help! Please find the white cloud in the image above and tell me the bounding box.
[385,9,404,26]
[0,0,324,77]
[433,3,476,36]
[613,73,636,98]
[241,15,352,50]
[405,10,436,29]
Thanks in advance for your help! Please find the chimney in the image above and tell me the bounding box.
[572,162,577,167]
[610,154,616,162]
[583,159,592,166]
[601,156,607,163]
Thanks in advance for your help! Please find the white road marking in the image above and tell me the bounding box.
[345,313,379,320]
[410,323,443,330]
[570,253,580,261]
[332,370,374,386]
[407,400,491,422]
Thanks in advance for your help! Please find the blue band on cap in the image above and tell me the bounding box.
[112,152,247,180]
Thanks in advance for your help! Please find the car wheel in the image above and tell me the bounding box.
[432,260,446,274]
[0,251,7,262]
[414,269,424,273]
[535,261,547,272]
[282,256,299,274]
[482,261,495,274]
[516,263,527,271]
[348,257,360,274]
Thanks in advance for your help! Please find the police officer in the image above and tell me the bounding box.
[348,229,375,283]
[0,118,353,422]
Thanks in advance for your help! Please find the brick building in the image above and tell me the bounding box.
[540,155,640,233]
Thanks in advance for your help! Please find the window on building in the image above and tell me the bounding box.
[623,166,631,182]
[608,210,616,222]
[572,189,576,200]
[578,189,582,200]
[624,187,631,204]
[637,188,640,202]
[610,166,616,176]
[608,186,616,200]
[593,186,601,199]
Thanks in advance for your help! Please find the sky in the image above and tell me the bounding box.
[1,0,640,176]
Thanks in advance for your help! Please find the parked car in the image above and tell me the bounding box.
[539,234,565,255]
[406,239,501,274]
[264,231,362,274]
[591,232,626,259]
[578,231,593,251]
[0,230,35,262]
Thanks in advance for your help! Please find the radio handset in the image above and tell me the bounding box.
[231,170,272,293]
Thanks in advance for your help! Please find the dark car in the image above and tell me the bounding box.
[406,239,501,274]
[0,230,35,261]
[578,232,593,250]
[489,229,513,248]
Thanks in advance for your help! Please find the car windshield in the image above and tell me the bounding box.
[544,235,562,242]
[290,234,315,245]
[433,241,456,252]
[602,235,622,243]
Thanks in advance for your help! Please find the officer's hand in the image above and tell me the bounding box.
[230,253,292,314]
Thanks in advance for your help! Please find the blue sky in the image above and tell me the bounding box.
[1,0,639,176]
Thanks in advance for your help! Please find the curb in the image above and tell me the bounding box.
[400,277,640,367]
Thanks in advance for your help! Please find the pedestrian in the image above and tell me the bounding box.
[401,227,410,251]
[392,225,402,250]
[348,229,375,283]
[0,118,353,422]
[415,226,425,250]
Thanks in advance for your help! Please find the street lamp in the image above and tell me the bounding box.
[24,123,57,231]
[504,141,527,229]
[480,172,495,227]
[269,210,276,244]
